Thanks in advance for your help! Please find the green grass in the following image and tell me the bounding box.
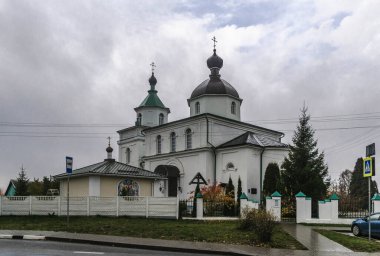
[0,216,305,249]
[315,229,380,252]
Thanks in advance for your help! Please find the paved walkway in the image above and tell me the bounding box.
[1,228,380,256]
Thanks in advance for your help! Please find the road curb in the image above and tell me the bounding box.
[0,234,46,240]
[44,236,252,256]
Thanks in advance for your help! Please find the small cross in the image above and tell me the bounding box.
[212,36,217,50]
[107,136,111,146]
[150,62,156,73]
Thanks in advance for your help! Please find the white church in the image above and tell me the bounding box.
[116,45,289,202]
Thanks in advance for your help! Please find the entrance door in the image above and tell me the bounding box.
[168,177,178,197]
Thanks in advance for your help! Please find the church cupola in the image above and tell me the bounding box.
[106,137,114,161]
[188,37,242,121]
[134,62,170,127]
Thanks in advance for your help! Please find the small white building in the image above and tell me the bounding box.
[117,47,289,202]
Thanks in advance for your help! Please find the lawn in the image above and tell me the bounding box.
[0,216,305,249]
[315,229,380,252]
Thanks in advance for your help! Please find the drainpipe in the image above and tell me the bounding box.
[260,147,265,204]
[206,116,217,184]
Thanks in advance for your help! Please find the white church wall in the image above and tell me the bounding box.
[246,148,262,201]
[189,96,241,121]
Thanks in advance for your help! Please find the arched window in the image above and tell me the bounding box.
[195,102,200,114]
[231,102,236,114]
[136,113,142,126]
[118,179,139,196]
[226,162,235,171]
[126,148,131,164]
[159,113,164,125]
[156,135,162,154]
[170,132,176,152]
[185,129,192,149]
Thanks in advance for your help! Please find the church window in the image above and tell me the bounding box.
[156,135,162,154]
[126,148,131,164]
[226,162,235,171]
[185,129,192,149]
[159,113,164,125]
[231,102,236,114]
[170,132,176,152]
[118,179,139,196]
[195,102,200,114]
[137,113,142,125]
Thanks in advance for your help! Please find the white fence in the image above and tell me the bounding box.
[0,196,179,219]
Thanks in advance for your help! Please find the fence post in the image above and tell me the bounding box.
[373,194,380,212]
[196,193,203,219]
[146,197,149,218]
[0,196,2,216]
[29,196,32,215]
[87,197,90,216]
[296,192,306,223]
[240,193,248,216]
[176,196,179,220]
[267,191,282,221]
[116,196,119,217]
[58,196,61,216]
[330,194,339,222]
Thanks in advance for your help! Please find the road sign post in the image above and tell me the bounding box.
[364,143,376,241]
[66,157,73,228]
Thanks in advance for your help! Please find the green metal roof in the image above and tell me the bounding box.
[329,193,340,200]
[295,191,306,197]
[372,194,380,201]
[195,192,203,198]
[271,191,282,197]
[138,90,166,108]
[240,192,248,199]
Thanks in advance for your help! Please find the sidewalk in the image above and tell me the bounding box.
[0,228,379,256]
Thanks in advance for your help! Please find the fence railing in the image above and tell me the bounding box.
[339,197,372,219]
[203,200,238,217]
[0,196,179,219]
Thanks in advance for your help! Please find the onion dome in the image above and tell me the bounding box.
[148,72,157,87]
[189,49,240,100]
[106,145,113,153]
[207,49,223,70]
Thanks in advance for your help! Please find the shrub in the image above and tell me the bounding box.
[239,207,277,243]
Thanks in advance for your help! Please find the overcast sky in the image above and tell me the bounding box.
[1,0,380,192]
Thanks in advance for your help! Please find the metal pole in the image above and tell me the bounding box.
[67,175,70,228]
[369,176,371,241]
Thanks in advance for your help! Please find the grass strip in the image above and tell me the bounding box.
[0,216,305,249]
[315,229,380,252]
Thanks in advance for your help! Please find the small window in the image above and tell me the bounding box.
[159,113,164,125]
[126,148,131,164]
[136,113,142,126]
[170,132,176,152]
[195,102,200,114]
[118,179,139,196]
[231,102,236,114]
[226,162,235,171]
[156,135,162,154]
[185,129,192,149]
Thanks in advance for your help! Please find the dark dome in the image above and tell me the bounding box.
[190,78,240,99]
[207,50,223,69]
[106,146,113,153]
[148,73,157,86]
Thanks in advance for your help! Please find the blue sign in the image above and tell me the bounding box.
[363,157,373,177]
[66,156,73,174]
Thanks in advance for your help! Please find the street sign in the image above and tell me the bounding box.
[366,143,376,157]
[363,157,373,177]
[66,156,73,174]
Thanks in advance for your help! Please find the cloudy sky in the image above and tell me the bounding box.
[1,0,380,192]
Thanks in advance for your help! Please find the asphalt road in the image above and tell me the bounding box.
[0,239,224,256]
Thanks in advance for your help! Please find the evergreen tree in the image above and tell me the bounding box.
[15,167,30,196]
[237,176,242,203]
[225,176,235,199]
[263,163,282,196]
[28,178,43,195]
[281,106,330,200]
[349,158,378,208]
[42,176,51,195]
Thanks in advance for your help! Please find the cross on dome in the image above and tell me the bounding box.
[150,62,156,73]
[212,36,217,50]
[107,136,111,147]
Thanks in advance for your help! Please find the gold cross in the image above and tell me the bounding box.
[107,136,111,146]
[212,36,217,50]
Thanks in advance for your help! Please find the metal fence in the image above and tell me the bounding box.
[281,197,296,222]
[179,199,194,218]
[339,197,372,219]
[0,196,179,219]
[203,200,238,217]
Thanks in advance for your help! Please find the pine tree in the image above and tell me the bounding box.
[15,167,30,196]
[263,163,282,196]
[349,158,378,209]
[237,177,242,202]
[281,106,330,200]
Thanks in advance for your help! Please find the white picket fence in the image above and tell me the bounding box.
[0,196,179,219]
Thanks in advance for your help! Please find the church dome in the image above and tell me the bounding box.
[190,78,240,99]
[189,49,240,100]
[148,73,157,86]
[106,146,113,153]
